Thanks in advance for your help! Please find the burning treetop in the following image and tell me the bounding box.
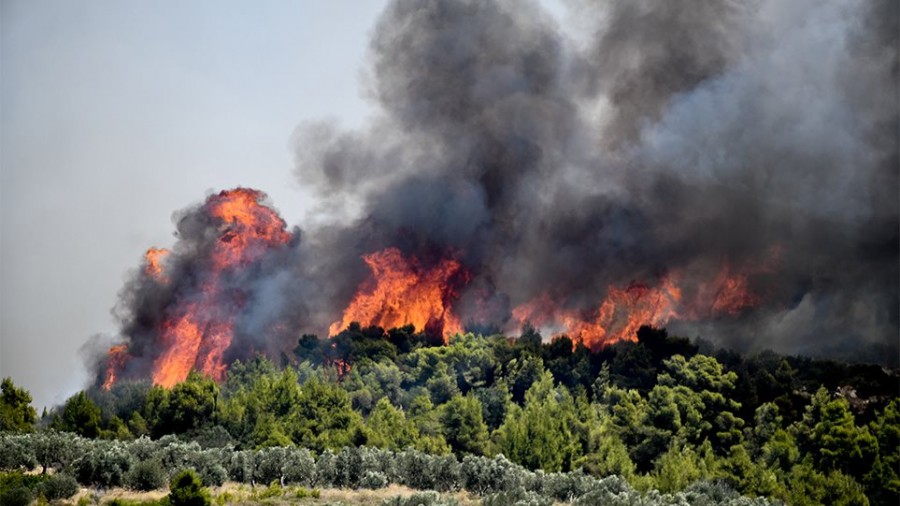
[329,248,470,342]
[105,188,295,389]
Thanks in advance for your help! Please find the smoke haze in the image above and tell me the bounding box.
[291,0,898,362]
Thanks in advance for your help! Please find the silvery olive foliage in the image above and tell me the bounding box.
[0,432,778,504]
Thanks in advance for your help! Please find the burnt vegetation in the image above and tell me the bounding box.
[4,325,899,505]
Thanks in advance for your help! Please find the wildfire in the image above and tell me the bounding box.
[100,184,784,390]
[102,344,129,390]
[509,253,779,350]
[103,188,293,390]
[206,188,291,269]
[144,248,170,283]
[329,248,470,341]
[512,278,683,349]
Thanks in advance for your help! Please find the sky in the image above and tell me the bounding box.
[0,1,399,409]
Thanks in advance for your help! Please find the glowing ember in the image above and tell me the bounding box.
[329,248,470,341]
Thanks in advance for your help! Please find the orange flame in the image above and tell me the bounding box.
[512,278,683,349]
[102,344,129,390]
[144,248,170,283]
[329,248,470,341]
[510,251,780,350]
[104,188,293,390]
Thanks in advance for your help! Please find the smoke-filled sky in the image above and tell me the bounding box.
[2,0,897,410]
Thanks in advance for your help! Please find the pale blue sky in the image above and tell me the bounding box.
[1,1,395,408]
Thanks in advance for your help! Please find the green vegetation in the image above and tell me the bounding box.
[1,324,898,504]
[168,469,211,506]
[0,378,37,433]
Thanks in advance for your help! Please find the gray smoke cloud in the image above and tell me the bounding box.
[291,0,898,363]
[100,0,897,384]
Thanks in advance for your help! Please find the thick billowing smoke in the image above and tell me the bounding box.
[290,0,898,363]
[107,190,309,385]
[103,0,897,384]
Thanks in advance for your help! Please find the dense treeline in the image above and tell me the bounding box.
[2,325,898,505]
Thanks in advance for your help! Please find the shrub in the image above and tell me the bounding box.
[682,480,741,505]
[254,447,287,485]
[539,470,595,502]
[198,463,227,488]
[571,475,641,506]
[157,439,202,474]
[281,447,316,486]
[186,449,228,487]
[126,436,158,462]
[254,481,283,500]
[0,486,32,506]
[314,449,336,487]
[125,460,166,491]
[382,491,458,506]
[168,469,211,506]
[36,473,79,500]
[461,455,523,495]
[332,447,365,488]
[73,441,133,487]
[226,450,253,484]
[292,487,320,499]
[361,470,388,489]
[481,487,552,506]
[0,435,37,471]
[395,450,461,492]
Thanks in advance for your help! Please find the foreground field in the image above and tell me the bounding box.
[69,483,477,506]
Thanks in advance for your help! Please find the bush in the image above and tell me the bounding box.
[168,469,211,506]
[226,450,254,484]
[254,447,287,485]
[73,442,133,488]
[157,439,203,474]
[254,481,283,500]
[570,475,641,506]
[198,463,227,488]
[125,460,166,491]
[282,447,316,486]
[0,486,32,506]
[682,480,740,505]
[361,470,388,489]
[36,473,79,500]
[461,455,523,495]
[32,430,85,474]
[186,448,228,487]
[539,470,595,502]
[127,437,159,462]
[292,487,320,499]
[0,435,37,471]
[395,450,461,492]
[481,487,552,506]
[332,447,365,489]
[314,449,336,487]
[382,491,458,506]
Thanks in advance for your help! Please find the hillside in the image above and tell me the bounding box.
[2,324,898,505]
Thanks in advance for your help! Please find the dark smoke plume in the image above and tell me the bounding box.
[292,0,898,364]
[106,0,898,380]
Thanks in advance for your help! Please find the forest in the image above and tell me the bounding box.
[1,325,898,506]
